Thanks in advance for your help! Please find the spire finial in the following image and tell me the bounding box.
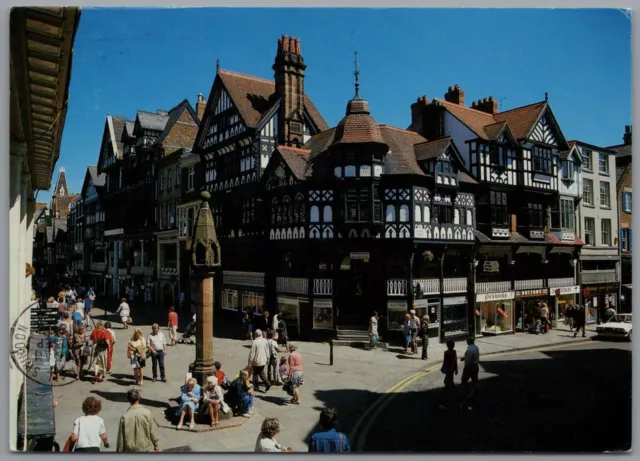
[216,58,220,75]
[544,91,548,102]
[353,51,360,99]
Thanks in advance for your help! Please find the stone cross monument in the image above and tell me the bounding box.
[190,191,221,386]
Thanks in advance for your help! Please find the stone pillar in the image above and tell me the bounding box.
[192,274,215,386]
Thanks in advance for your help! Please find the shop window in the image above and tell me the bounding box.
[221,289,238,311]
[386,302,409,330]
[479,300,513,334]
[442,297,468,338]
[242,292,264,314]
[277,297,300,334]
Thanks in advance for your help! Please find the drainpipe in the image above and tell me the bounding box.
[616,192,623,312]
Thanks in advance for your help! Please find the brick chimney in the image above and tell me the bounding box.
[410,95,430,126]
[623,125,632,145]
[273,34,306,147]
[444,84,465,106]
[196,93,207,121]
[472,97,499,115]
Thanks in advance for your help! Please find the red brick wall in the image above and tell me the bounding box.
[618,164,632,230]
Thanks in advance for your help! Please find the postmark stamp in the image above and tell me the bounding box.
[10,302,97,387]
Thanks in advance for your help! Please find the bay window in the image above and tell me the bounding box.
[532,145,552,174]
[560,198,574,231]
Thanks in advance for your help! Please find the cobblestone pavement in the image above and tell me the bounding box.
[51,303,597,452]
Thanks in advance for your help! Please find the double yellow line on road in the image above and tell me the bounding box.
[349,339,593,452]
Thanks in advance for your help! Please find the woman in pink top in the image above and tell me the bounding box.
[287,343,303,405]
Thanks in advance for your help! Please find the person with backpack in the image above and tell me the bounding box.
[420,315,430,360]
[309,408,351,452]
[90,322,111,383]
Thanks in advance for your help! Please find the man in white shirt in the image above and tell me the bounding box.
[147,324,168,382]
[460,337,480,411]
[116,298,131,329]
[248,329,271,393]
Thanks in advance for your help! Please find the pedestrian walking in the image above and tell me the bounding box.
[403,313,412,354]
[247,329,271,392]
[369,311,379,350]
[90,322,110,384]
[266,330,282,385]
[128,328,147,386]
[49,326,70,383]
[277,314,290,353]
[116,389,160,452]
[574,305,587,338]
[147,324,168,383]
[72,302,85,327]
[167,306,178,346]
[309,408,351,452]
[243,311,253,339]
[116,298,131,329]
[71,325,88,380]
[176,377,201,430]
[408,310,421,354]
[65,397,109,452]
[438,339,459,410]
[104,321,116,374]
[420,315,430,360]
[255,417,293,452]
[288,343,303,405]
[84,294,92,320]
[460,337,480,412]
[565,304,575,330]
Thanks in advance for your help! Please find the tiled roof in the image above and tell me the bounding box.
[609,143,632,157]
[88,165,106,187]
[494,102,546,140]
[483,121,508,141]
[433,98,495,139]
[218,70,329,132]
[414,137,452,161]
[379,126,426,176]
[137,110,170,131]
[110,116,129,157]
[616,166,627,183]
[278,146,312,180]
[46,226,53,242]
[124,120,135,138]
[332,98,387,146]
[303,128,337,178]
[155,99,199,147]
[458,170,478,184]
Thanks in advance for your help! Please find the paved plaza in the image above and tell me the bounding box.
[51,305,597,452]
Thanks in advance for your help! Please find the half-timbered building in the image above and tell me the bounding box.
[411,87,582,336]
[80,166,107,294]
[193,36,478,342]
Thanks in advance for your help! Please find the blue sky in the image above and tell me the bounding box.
[45,7,631,203]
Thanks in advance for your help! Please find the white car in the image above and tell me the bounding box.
[596,313,632,341]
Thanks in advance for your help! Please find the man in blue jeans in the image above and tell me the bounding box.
[309,408,351,452]
[146,324,168,382]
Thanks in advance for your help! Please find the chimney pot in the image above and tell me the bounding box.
[444,85,465,106]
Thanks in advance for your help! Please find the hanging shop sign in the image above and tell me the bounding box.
[388,301,408,310]
[483,261,500,273]
[350,252,370,261]
[476,291,515,302]
[553,285,580,296]
[515,288,549,298]
[104,228,124,237]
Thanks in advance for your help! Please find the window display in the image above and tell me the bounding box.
[313,300,333,329]
[480,300,513,334]
[442,297,468,338]
[222,289,238,310]
[242,292,264,314]
[387,301,409,330]
[277,297,300,334]
[414,299,439,335]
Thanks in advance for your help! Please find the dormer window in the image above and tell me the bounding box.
[561,160,574,181]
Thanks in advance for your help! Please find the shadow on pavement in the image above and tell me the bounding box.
[254,394,289,406]
[307,346,632,453]
[90,390,172,409]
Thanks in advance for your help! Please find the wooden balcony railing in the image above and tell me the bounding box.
[581,270,617,284]
[547,277,576,288]
[223,271,265,288]
[414,278,440,295]
[276,277,308,295]
[387,279,408,296]
[514,279,545,290]
[476,281,512,293]
[444,277,467,293]
[313,278,333,296]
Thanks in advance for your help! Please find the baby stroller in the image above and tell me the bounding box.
[178,320,196,344]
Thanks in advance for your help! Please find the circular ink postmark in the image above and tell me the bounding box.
[10,303,97,387]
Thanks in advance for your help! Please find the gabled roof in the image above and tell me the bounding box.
[414,137,453,162]
[607,143,632,158]
[483,121,509,141]
[216,70,329,132]
[137,110,170,132]
[494,101,547,140]
[277,146,312,181]
[433,98,495,140]
[88,165,105,187]
[110,116,128,157]
[378,126,425,176]
[155,99,200,147]
[123,120,135,139]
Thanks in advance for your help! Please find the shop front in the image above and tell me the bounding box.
[582,284,620,324]
[550,285,580,327]
[514,288,550,332]
[276,296,303,338]
[387,300,411,332]
[476,291,515,336]
[312,299,333,330]
[441,296,469,341]
[413,298,440,339]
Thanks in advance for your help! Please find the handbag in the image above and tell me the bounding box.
[283,380,294,396]
[63,436,75,452]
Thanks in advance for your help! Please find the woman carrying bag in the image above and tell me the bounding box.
[64,397,109,452]
[127,328,147,386]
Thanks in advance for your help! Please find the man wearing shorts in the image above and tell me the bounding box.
[460,337,480,411]
[168,306,178,346]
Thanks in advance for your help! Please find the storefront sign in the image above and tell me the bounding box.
[444,296,467,306]
[476,291,515,302]
[350,252,370,260]
[483,261,500,273]
[515,288,549,298]
[553,285,580,296]
[313,299,333,329]
[388,301,408,309]
[413,299,429,308]
[104,228,124,237]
